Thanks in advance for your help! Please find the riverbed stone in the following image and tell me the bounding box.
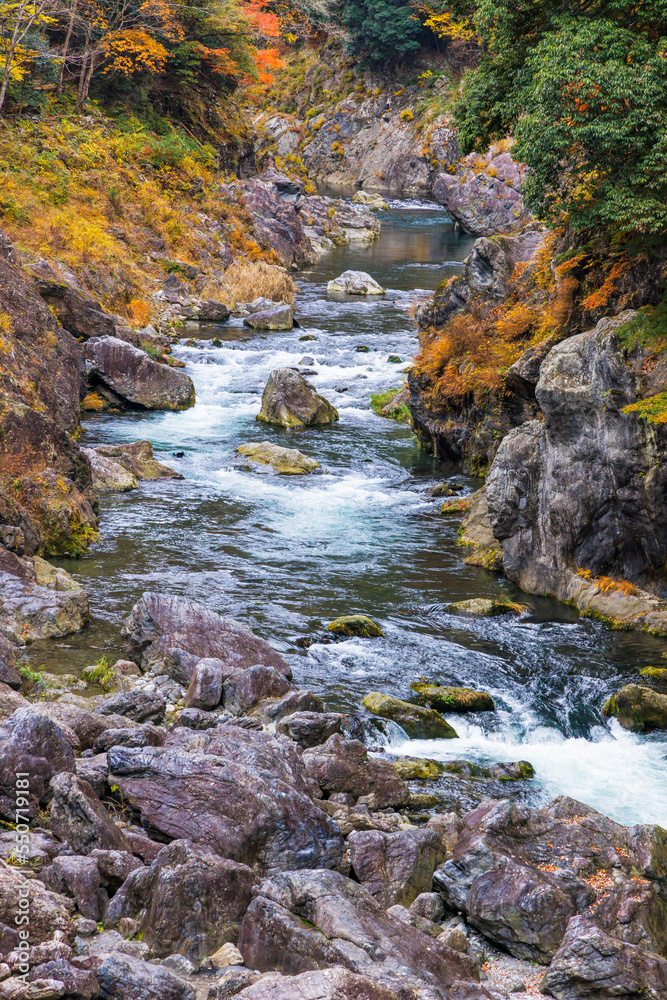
[96,690,166,724]
[231,968,403,1000]
[85,336,195,411]
[50,773,129,855]
[602,683,667,732]
[0,708,75,819]
[95,953,195,1000]
[348,828,445,908]
[222,664,292,715]
[81,448,138,492]
[105,839,257,961]
[276,711,365,748]
[238,868,478,996]
[362,692,458,739]
[410,684,495,713]
[243,304,294,331]
[256,368,338,428]
[94,441,182,481]
[107,727,344,874]
[302,734,409,808]
[391,756,445,780]
[327,614,382,637]
[184,658,227,709]
[236,442,320,474]
[327,270,385,295]
[352,191,389,210]
[0,864,74,953]
[28,961,98,1000]
[447,599,518,617]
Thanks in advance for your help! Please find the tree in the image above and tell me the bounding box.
[343,0,424,63]
[0,0,59,111]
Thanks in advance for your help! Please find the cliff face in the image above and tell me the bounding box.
[0,234,98,556]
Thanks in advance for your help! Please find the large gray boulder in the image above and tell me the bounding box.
[107,727,344,874]
[0,551,89,644]
[302,734,409,809]
[105,839,257,961]
[85,336,195,411]
[0,709,75,819]
[327,270,385,295]
[485,312,667,622]
[50,774,129,855]
[81,447,137,492]
[231,968,403,1000]
[238,868,478,998]
[348,829,445,908]
[433,143,530,236]
[243,304,294,331]
[96,953,195,1000]
[93,441,182,481]
[256,369,338,428]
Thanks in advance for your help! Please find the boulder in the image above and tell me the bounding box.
[362,693,458,739]
[391,757,444,780]
[0,561,89,644]
[93,726,165,754]
[302,734,409,809]
[94,441,182,481]
[85,337,195,411]
[105,839,257,961]
[223,664,292,715]
[184,659,226,709]
[198,300,230,323]
[327,271,385,295]
[348,829,445,908]
[0,636,21,690]
[432,143,530,236]
[236,442,320,474]
[0,863,73,953]
[232,968,403,1000]
[44,856,100,921]
[243,304,294,331]
[352,191,389,210]
[238,868,478,997]
[256,369,338,428]
[0,682,28,720]
[542,915,667,1000]
[50,774,129,855]
[327,615,382,638]
[28,961,98,999]
[410,684,495,713]
[107,727,344,874]
[95,953,195,1000]
[276,711,365,748]
[30,703,137,751]
[121,593,291,676]
[261,689,325,721]
[446,599,518,617]
[81,448,137,492]
[0,709,75,819]
[96,690,166,724]
[602,684,667,732]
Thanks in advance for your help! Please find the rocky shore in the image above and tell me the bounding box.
[2,590,666,1000]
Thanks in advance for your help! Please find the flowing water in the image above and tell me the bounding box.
[45,201,667,827]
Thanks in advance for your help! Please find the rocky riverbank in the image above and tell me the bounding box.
[1,591,666,1000]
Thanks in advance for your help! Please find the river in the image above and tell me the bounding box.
[45,200,667,828]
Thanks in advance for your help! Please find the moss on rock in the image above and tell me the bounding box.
[410,683,495,713]
[327,615,383,638]
[602,683,667,732]
[391,756,445,780]
[362,692,458,739]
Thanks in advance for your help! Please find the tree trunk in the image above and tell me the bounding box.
[57,0,78,95]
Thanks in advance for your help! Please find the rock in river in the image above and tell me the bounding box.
[602,684,667,732]
[327,614,382,637]
[362,692,458,739]
[352,191,390,210]
[81,447,138,491]
[243,304,294,331]
[93,441,182,482]
[256,368,338,428]
[236,441,320,474]
[447,598,520,616]
[85,336,195,411]
[410,684,495,714]
[327,270,385,295]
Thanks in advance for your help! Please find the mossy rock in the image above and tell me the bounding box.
[327,615,383,638]
[410,683,495,713]
[489,760,535,781]
[447,598,522,616]
[443,760,492,779]
[236,441,320,475]
[602,683,667,732]
[407,793,440,810]
[391,756,445,780]
[362,692,458,739]
[639,666,667,681]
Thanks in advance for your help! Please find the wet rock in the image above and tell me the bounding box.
[348,828,445,908]
[0,865,73,954]
[448,598,519,616]
[456,490,504,572]
[391,757,445,780]
[0,554,89,644]
[231,968,403,1000]
[327,614,382,638]
[410,684,495,713]
[105,839,257,961]
[107,727,344,874]
[488,761,534,781]
[542,915,667,1000]
[362,693,458,739]
[94,441,182,481]
[81,448,137,492]
[261,689,325,722]
[352,191,389,210]
[327,270,385,295]
[243,304,294,331]
[236,442,320,474]
[96,690,166,724]
[238,868,478,996]
[602,684,667,732]
[85,337,195,411]
[95,953,195,1000]
[50,774,129,855]
[122,593,291,676]
[276,711,365,748]
[184,658,227,709]
[256,368,338,428]
[198,301,230,323]
[433,144,529,236]
[303,734,409,808]
[223,665,292,715]
[0,708,75,819]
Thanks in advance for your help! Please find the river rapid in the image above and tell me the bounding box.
[48,201,667,828]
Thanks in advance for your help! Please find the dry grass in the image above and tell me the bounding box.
[577,568,640,596]
[214,260,296,307]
